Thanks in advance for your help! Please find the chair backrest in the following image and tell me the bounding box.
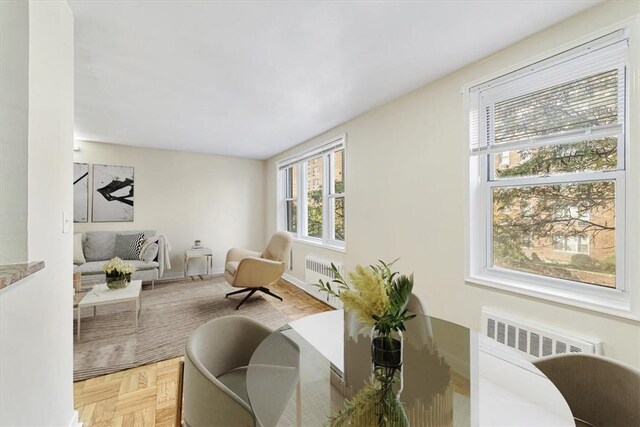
[262,231,293,262]
[406,293,426,315]
[186,315,272,377]
[405,293,433,343]
[534,353,640,427]
[184,316,273,426]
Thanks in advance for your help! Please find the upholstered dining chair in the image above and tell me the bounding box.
[224,231,293,310]
[534,353,640,427]
[183,316,299,427]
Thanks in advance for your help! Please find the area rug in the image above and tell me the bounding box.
[73,276,288,381]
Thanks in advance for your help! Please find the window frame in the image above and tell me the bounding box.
[463,22,640,320]
[277,135,346,252]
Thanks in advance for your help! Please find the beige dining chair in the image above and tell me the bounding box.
[182,316,274,426]
[224,231,293,310]
[534,353,640,427]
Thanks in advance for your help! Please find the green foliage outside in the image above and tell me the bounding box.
[307,180,345,240]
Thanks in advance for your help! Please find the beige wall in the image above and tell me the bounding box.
[74,141,266,277]
[0,1,76,424]
[0,0,29,264]
[266,1,640,368]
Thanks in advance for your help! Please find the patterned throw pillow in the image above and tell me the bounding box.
[114,233,145,260]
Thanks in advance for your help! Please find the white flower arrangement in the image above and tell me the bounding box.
[102,257,136,277]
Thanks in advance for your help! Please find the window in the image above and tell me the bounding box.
[465,29,635,317]
[278,136,346,249]
[283,165,298,233]
[553,234,589,254]
[499,152,510,167]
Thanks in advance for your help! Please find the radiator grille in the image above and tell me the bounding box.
[481,307,602,360]
[304,256,344,309]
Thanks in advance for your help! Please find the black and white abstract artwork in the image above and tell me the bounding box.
[73,163,89,222]
[92,164,134,222]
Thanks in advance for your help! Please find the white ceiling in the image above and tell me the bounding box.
[70,0,599,159]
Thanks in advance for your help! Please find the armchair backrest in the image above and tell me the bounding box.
[262,231,293,262]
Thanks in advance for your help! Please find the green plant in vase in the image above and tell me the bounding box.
[102,257,135,289]
[316,259,415,426]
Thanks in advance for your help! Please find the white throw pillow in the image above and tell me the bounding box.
[73,233,86,264]
[141,242,159,262]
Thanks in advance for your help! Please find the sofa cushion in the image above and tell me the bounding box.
[225,261,239,277]
[115,233,145,260]
[141,242,159,262]
[83,230,157,262]
[83,231,116,262]
[74,260,159,275]
[73,233,86,265]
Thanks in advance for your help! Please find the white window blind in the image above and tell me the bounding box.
[469,31,628,154]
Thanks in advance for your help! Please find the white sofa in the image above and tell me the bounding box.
[74,230,167,287]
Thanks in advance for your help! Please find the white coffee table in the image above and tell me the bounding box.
[76,279,142,341]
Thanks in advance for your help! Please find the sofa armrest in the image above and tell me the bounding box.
[225,247,262,264]
[233,257,285,287]
[156,235,166,277]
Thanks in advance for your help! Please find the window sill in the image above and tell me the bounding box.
[292,237,347,253]
[466,272,639,321]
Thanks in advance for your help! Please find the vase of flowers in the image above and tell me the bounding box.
[316,259,415,426]
[102,257,135,289]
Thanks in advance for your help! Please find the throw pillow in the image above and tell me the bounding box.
[141,242,159,262]
[73,233,86,264]
[114,233,145,260]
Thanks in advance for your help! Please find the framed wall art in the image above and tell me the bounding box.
[92,164,134,222]
[73,162,89,222]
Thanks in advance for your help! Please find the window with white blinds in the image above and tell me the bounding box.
[465,28,635,317]
[277,135,345,249]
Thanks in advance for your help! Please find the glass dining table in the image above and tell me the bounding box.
[247,310,574,426]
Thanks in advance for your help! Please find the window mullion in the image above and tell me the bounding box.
[323,152,330,243]
[488,170,623,187]
[483,124,622,155]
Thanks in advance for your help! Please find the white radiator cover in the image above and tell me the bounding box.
[304,256,344,309]
[481,307,602,360]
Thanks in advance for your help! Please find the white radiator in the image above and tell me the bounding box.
[305,256,344,309]
[481,307,602,360]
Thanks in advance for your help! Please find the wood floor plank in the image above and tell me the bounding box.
[76,379,122,407]
[87,397,118,426]
[113,386,157,418]
[79,403,96,425]
[75,277,329,426]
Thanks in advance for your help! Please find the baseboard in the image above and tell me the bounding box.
[282,273,306,289]
[160,267,224,281]
[68,410,82,427]
[282,273,336,307]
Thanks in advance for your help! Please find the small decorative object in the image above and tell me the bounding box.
[316,259,415,427]
[92,164,134,222]
[102,257,135,289]
[193,239,202,248]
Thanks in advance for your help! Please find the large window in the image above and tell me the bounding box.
[278,136,345,249]
[465,29,637,317]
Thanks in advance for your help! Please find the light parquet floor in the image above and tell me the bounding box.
[74,278,332,427]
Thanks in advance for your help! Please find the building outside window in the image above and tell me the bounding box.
[278,136,345,249]
[465,28,634,317]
